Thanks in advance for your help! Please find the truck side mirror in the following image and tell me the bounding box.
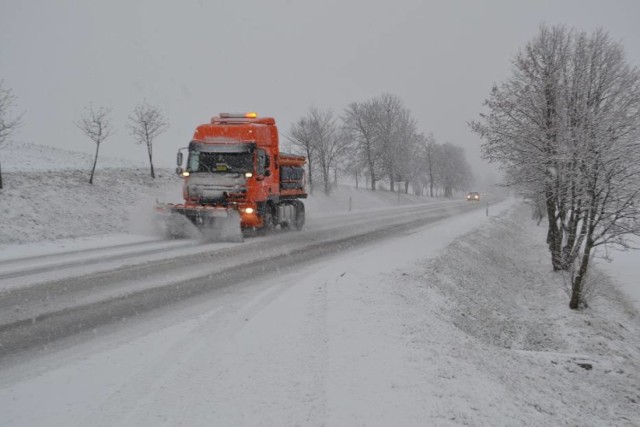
[177,152,183,166]
[176,167,184,176]
[265,169,271,177]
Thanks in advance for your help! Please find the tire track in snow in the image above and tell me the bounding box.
[87,271,316,426]
[0,240,198,281]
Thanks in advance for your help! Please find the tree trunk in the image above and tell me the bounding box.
[89,143,100,185]
[306,158,314,194]
[147,147,155,179]
[323,167,331,195]
[370,170,376,191]
[570,237,593,310]
[0,161,3,189]
[544,186,563,270]
[355,171,358,189]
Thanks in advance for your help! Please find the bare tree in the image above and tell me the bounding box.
[289,107,348,195]
[288,116,317,194]
[423,133,440,197]
[308,107,346,195]
[0,80,23,189]
[127,102,169,179]
[342,133,364,189]
[343,100,383,191]
[349,93,420,193]
[392,107,420,194]
[373,94,405,192]
[76,104,114,184]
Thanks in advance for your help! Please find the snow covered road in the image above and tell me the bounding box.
[0,198,494,361]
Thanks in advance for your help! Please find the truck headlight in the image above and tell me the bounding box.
[244,207,254,214]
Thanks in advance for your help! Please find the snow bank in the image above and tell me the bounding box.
[0,168,183,244]
[0,168,433,245]
[399,204,640,424]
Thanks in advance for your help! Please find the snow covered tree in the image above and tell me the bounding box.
[438,142,472,197]
[471,25,574,271]
[472,24,640,309]
[127,102,169,179]
[0,80,23,190]
[76,104,114,185]
[562,30,640,308]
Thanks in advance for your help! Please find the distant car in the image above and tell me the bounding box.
[466,192,480,201]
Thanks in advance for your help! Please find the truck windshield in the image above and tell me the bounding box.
[188,151,253,174]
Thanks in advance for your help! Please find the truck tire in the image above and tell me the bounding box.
[262,204,276,232]
[293,201,305,231]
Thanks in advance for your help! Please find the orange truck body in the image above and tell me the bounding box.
[161,113,307,232]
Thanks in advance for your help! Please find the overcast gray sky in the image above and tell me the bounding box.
[1,0,639,182]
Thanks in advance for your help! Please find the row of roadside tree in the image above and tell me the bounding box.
[287,93,473,197]
[2,86,472,197]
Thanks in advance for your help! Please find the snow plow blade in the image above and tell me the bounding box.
[155,205,243,243]
[200,210,243,243]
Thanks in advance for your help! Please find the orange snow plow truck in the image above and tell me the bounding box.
[155,112,307,242]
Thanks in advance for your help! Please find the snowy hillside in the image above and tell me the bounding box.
[0,167,182,244]
[0,142,146,172]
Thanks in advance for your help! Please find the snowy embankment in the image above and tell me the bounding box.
[2,201,638,426]
[0,142,175,244]
[0,169,431,245]
[0,168,183,244]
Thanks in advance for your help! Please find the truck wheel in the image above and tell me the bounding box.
[262,205,276,232]
[294,201,305,231]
